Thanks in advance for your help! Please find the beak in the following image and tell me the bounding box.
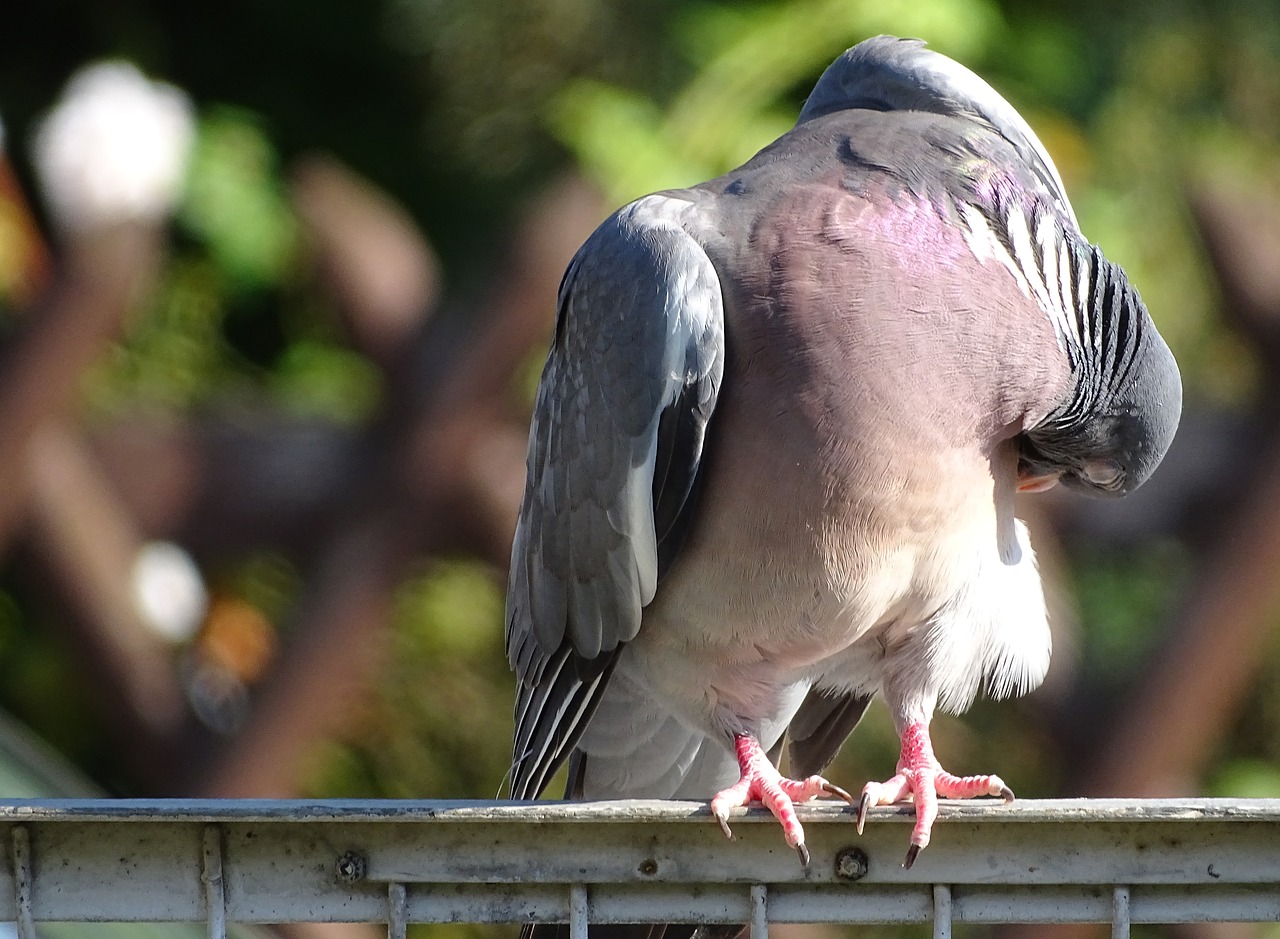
[1017,472,1060,494]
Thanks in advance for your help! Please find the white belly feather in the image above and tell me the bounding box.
[625,494,1050,744]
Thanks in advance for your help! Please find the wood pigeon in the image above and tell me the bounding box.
[505,34,1182,873]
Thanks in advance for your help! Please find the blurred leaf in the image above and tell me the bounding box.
[547,81,705,200]
[83,256,231,414]
[549,0,1002,202]
[305,560,511,802]
[80,106,384,423]
[996,19,1093,105]
[269,340,383,423]
[221,551,300,625]
[1071,541,1191,687]
[1210,759,1280,798]
[394,560,505,659]
[665,0,1000,163]
[0,590,23,665]
[180,108,298,291]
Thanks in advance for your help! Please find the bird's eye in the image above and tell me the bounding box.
[1080,460,1125,490]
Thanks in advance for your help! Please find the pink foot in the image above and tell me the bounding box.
[856,721,1014,868]
[711,733,853,865]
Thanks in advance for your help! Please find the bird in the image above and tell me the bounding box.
[505,32,1182,881]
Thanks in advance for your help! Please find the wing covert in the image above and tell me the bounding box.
[506,193,725,799]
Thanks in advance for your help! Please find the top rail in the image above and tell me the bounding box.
[0,798,1275,932]
[0,795,1276,822]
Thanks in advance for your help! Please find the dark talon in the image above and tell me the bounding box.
[856,792,871,834]
[999,785,1015,803]
[795,842,810,867]
[717,817,734,840]
[903,844,921,869]
[823,781,855,804]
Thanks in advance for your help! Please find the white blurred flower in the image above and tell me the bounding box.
[31,61,194,233]
[132,540,208,644]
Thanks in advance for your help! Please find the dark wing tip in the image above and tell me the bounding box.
[509,644,620,800]
[786,690,874,778]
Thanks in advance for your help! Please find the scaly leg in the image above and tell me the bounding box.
[856,720,1013,868]
[711,733,854,866]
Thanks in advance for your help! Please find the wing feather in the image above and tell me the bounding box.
[506,193,724,799]
[786,689,874,778]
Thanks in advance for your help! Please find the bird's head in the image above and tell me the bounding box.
[1017,248,1182,498]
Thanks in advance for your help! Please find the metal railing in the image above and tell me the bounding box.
[1,798,1277,939]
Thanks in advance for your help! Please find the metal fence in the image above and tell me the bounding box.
[1,798,1276,939]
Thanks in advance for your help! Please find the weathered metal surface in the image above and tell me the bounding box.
[749,884,768,939]
[1112,885,1130,939]
[932,884,952,939]
[202,825,226,939]
[0,798,1273,926]
[0,797,1275,823]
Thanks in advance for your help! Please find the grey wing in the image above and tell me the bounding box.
[786,688,874,778]
[506,193,725,800]
[798,35,1079,230]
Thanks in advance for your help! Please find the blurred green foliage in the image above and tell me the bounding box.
[550,0,1001,202]
[79,107,382,423]
[306,561,513,800]
[182,109,298,291]
[1071,541,1192,688]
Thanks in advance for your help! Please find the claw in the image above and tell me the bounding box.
[823,781,855,803]
[859,720,1017,868]
[711,733,851,861]
[903,844,921,870]
[715,810,734,840]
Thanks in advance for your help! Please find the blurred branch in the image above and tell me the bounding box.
[0,148,602,800]
[185,170,603,797]
[1078,431,1280,797]
[290,154,440,374]
[403,175,608,560]
[1189,173,1280,389]
[0,224,161,555]
[91,417,371,559]
[24,423,187,780]
[1006,157,1280,939]
[0,176,189,788]
[422,175,605,415]
[1071,176,1280,799]
[193,508,406,796]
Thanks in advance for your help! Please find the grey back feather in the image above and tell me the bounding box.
[798,35,1079,231]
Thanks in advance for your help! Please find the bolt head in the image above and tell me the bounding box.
[834,846,869,882]
[335,850,368,883]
